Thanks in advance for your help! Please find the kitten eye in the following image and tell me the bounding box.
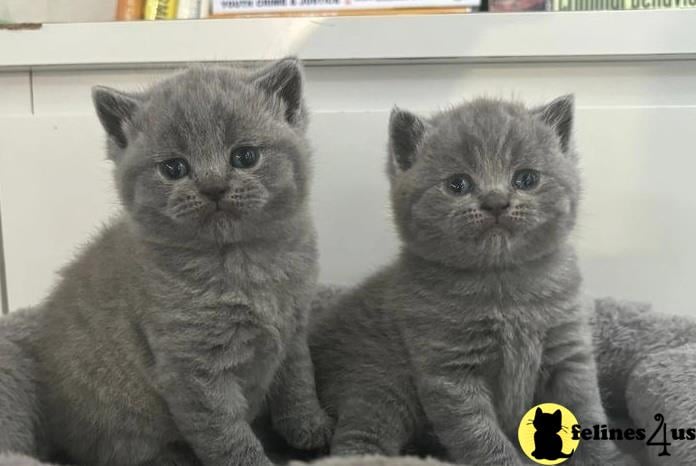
[446,174,474,195]
[159,158,190,180]
[513,169,540,190]
[230,146,260,169]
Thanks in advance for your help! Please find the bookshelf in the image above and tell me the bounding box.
[1,9,696,69]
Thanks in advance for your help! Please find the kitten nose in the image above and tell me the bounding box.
[480,192,511,216]
[199,185,228,202]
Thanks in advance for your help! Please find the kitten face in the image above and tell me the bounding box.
[388,96,579,269]
[93,58,310,244]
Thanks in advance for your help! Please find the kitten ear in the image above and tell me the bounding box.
[533,94,574,153]
[535,407,543,418]
[92,86,141,150]
[389,107,427,172]
[553,410,562,421]
[252,57,304,127]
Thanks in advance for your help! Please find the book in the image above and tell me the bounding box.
[177,0,209,17]
[551,0,695,9]
[144,0,179,19]
[212,0,478,15]
[347,0,476,7]
[212,6,472,15]
[489,0,546,10]
[116,0,145,19]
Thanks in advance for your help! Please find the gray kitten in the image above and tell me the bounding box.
[310,96,632,465]
[0,58,331,466]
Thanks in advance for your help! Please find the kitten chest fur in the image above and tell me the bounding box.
[396,249,583,438]
[142,223,317,416]
[29,217,316,458]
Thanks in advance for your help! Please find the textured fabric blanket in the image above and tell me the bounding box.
[591,297,696,465]
[292,456,451,466]
[2,294,695,466]
[0,455,55,466]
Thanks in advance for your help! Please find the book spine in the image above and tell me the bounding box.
[116,0,144,19]
[200,0,211,17]
[347,0,475,7]
[212,5,472,15]
[145,0,179,19]
[178,0,204,17]
[160,0,180,18]
[144,0,159,18]
[212,0,476,13]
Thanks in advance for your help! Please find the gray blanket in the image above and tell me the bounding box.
[592,297,696,465]
[2,295,695,465]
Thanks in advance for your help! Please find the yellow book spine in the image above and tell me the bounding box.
[144,0,178,19]
[144,0,159,18]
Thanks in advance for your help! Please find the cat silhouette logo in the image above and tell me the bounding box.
[518,403,580,465]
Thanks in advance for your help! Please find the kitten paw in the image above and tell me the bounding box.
[274,408,334,451]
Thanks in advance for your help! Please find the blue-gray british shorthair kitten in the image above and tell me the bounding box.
[310,96,635,465]
[0,58,331,466]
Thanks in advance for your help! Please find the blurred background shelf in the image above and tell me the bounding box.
[2,9,696,69]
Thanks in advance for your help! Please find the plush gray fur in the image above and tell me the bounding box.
[627,346,696,465]
[293,455,452,466]
[0,58,331,466]
[310,97,632,465]
[592,298,696,465]
[0,313,43,459]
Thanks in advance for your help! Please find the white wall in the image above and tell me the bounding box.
[0,0,117,23]
[1,60,695,316]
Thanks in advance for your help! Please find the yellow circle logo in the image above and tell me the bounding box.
[518,403,580,465]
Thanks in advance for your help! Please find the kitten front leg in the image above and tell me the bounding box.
[156,352,273,466]
[541,320,636,466]
[330,385,417,457]
[418,374,522,466]
[156,367,272,466]
[269,332,333,451]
